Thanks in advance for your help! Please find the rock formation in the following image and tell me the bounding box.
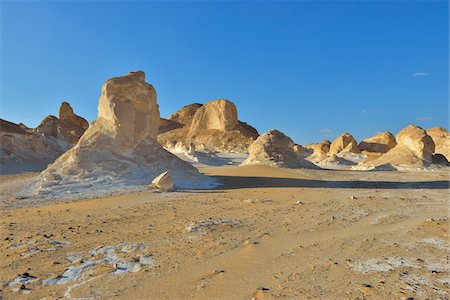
[28,71,214,199]
[1,102,88,174]
[158,99,258,154]
[427,127,450,161]
[35,102,89,146]
[242,129,319,169]
[190,99,238,132]
[306,140,331,157]
[358,132,397,154]
[329,133,360,155]
[0,119,67,174]
[168,103,203,125]
[355,125,436,170]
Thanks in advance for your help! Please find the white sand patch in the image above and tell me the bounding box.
[349,257,418,273]
[185,219,239,234]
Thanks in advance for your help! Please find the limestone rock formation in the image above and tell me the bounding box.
[358,132,397,154]
[427,127,450,160]
[306,140,331,157]
[242,129,319,169]
[329,133,360,155]
[355,125,436,170]
[190,99,238,132]
[58,102,89,144]
[1,102,88,174]
[28,71,215,199]
[168,103,203,126]
[35,102,89,146]
[158,118,183,134]
[1,119,67,174]
[158,99,258,154]
[149,171,174,191]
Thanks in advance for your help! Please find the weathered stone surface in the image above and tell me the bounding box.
[329,133,360,155]
[190,99,238,132]
[98,71,159,140]
[34,102,89,146]
[358,132,397,154]
[355,125,436,170]
[58,102,89,145]
[168,103,203,126]
[158,99,258,154]
[0,119,67,174]
[307,140,331,157]
[149,171,174,191]
[242,129,319,169]
[396,125,434,162]
[30,71,214,199]
[427,127,450,161]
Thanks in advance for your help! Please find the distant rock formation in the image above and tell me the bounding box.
[358,132,397,154]
[329,133,360,155]
[1,102,88,174]
[242,129,319,169]
[35,102,89,146]
[355,125,435,170]
[29,71,214,199]
[318,154,356,168]
[427,127,450,161]
[158,99,258,154]
[306,140,331,157]
[168,103,203,126]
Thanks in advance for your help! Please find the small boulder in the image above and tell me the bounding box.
[149,171,174,191]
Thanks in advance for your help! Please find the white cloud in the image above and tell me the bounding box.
[415,116,431,121]
[411,72,429,77]
[321,128,332,133]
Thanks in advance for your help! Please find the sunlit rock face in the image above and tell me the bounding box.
[29,71,215,199]
[358,132,397,154]
[427,127,450,161]
[158,99,258,154]
[354,125,436,170]
[329,133,360,155]
[189,99,238,132]
[97,71,159,141]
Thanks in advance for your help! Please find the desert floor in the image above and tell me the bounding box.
[0,165,449,299]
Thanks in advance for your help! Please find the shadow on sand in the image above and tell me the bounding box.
[209,175,450,190]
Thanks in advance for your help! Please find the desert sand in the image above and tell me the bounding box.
[1,165,448,299]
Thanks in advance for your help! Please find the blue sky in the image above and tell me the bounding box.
[1,1,448,144]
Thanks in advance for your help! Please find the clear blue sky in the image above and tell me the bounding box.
[1,1,448,144]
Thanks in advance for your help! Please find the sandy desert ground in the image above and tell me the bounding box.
[0,165,448,299]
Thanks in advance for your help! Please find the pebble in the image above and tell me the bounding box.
[257,286,270,291]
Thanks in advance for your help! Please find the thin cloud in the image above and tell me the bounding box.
[321,128,332,133]
[411,72,429,77]
[415,116,431,122]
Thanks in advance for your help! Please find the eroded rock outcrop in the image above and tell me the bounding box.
[1,102,88,174]
[355,125,436,170]
[358,132,397,154]
[329,133,360,155]
[306,140,331,157]
[35,102,89,146]
[158,99,258,154]
[29,71,215,199]
[427,127,450,160]
[242,129,319,169]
